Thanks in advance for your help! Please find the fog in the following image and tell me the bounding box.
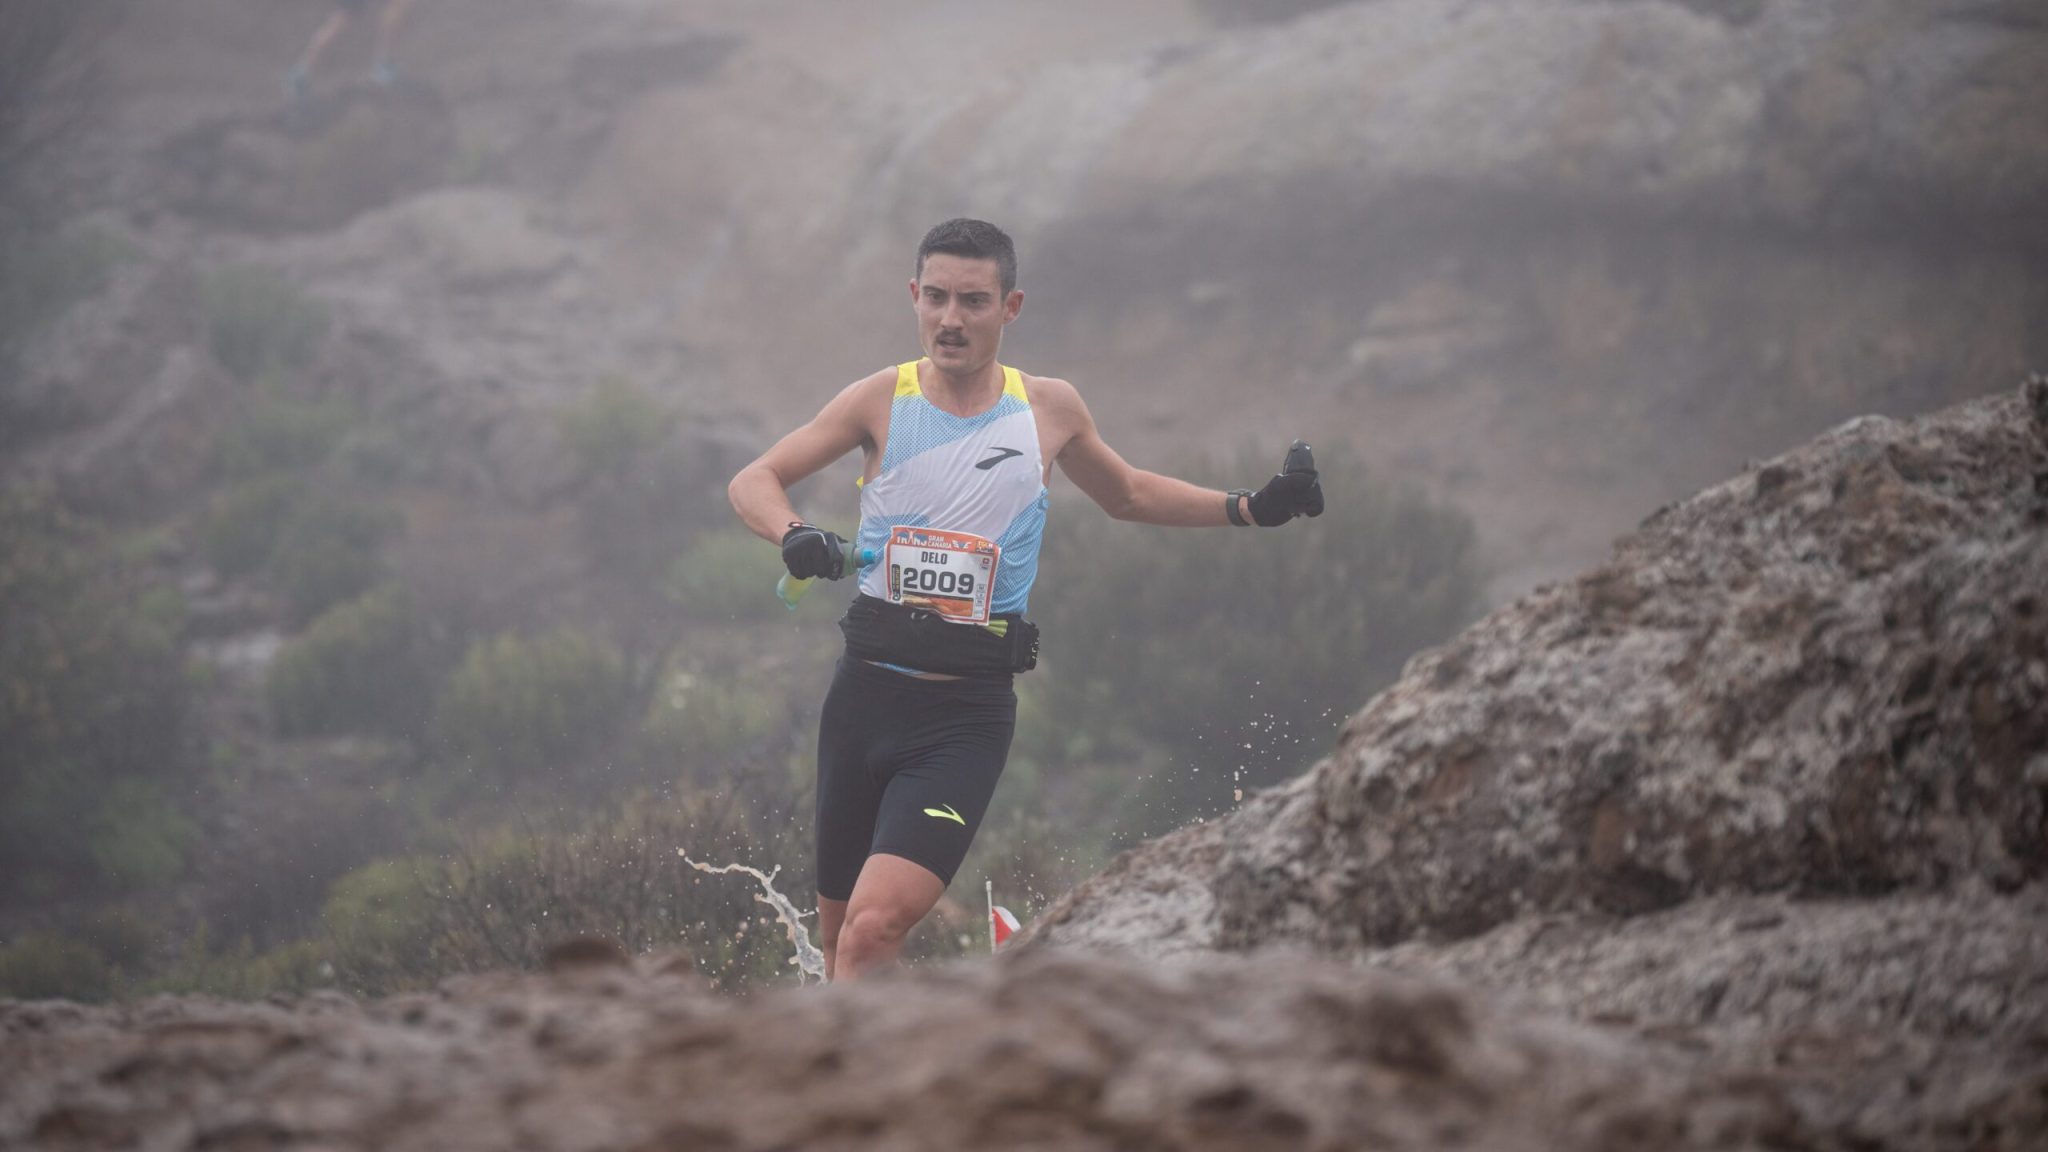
[1,0,2042,1000]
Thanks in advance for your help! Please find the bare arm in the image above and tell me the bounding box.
[1038,377,1248,528]
[728,371,890,542]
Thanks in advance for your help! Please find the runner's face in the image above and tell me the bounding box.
[911,255,1021,376]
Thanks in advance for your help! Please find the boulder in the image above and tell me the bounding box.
[1033,377,2048,954]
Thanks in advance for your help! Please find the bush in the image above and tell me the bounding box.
[88,776,199,893]
[267,587,435,737]
[0,931,113,1001]
[640,660,792,774]
[1023,444,1484,837]
[212,379,359,480]
[0,483,192,903]
[322,790,812,997]
[200,265,328,382]
[0,224,126,321]
[269,494,400,625]
[140,933,331,1001]
[199,473,307,576]
[664,527,801,624]
[557,376,674,484]
[319,857,447,989]
[434,627,631,780]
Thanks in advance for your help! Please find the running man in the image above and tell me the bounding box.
[287,0,418,98]
[728,218,1324,982]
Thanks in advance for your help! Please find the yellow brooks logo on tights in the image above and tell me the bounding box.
[923,804,965,826]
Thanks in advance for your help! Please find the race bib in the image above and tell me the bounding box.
[885,526,999,623]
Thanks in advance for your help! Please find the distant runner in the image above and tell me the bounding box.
[287,0,418,99]
[728,218,1324,982]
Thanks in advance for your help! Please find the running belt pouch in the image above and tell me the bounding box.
[839,594,1040,675]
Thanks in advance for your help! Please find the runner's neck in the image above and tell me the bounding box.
[918,358,1006,418]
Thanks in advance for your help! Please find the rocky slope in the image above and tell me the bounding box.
[1032,377,2048,955]
[1019,376,2048,1145]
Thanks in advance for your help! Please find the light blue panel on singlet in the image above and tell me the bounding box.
[990,490,1048,615]
[879,392,1032,475]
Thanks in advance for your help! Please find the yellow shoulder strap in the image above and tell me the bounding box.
[895,361,922,398]
[1002,364,1028,404]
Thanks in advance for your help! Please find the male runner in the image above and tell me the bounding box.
[727,218,1323,982]
[287,0,418,99]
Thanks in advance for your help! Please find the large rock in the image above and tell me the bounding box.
[1033,376,2048,955]
[0,948,1855,1152]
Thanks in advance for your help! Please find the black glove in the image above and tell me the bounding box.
[780,523,848,579]
[1247,440,1325,527]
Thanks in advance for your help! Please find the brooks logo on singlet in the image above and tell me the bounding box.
[854,361,1050,617]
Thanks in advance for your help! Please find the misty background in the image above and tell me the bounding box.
[1,0,2040,998]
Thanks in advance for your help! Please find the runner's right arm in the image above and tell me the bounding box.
[728,369,891,544]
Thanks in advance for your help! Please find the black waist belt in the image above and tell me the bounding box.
[839,594,1040,676]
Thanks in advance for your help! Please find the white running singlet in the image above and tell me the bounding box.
[855,360,1049,618]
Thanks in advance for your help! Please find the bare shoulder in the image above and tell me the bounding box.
[818,365,899,432]
[1021,370,1082,410]
[843,364,901,405]
[1021,371,1093,459]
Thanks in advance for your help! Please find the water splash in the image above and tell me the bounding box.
[679,852,827,984]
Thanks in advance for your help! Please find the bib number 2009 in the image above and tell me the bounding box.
[886,527,998,623]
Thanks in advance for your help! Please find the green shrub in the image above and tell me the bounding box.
[200,473,307,576]
[557,376,673,484]
[201,265,328,381]
[267,587,434,737]
[321,792,813,997]
[140,933,330,1001]
[268,494,399,625]
[0,225,129,353]
[0,932,113,1001]
[212,379,359,480]
[434,627,631,780]
[88,777,199,892]
[640,661,790,773]
[0,483,192,902]
[664,527,801,623]
[319,857,446,989]
[1023,444,1484,838]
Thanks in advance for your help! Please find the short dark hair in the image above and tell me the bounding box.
[916,218,1017,295]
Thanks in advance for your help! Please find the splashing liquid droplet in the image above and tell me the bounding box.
[679,852,826,984]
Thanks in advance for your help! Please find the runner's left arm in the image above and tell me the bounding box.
[1042,377,1270,527]
[1048,377,1318,524]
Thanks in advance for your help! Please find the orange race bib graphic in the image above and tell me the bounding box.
[885,526,999,623]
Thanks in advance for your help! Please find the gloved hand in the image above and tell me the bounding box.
[780,523,849,579]
[1247,440,1325,527]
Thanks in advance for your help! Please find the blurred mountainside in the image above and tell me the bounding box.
[601,0,2048,592]
[20,0,2046,588]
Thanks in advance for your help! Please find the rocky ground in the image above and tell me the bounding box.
[0,943,1948,1152]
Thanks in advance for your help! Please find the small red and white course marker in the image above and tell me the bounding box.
[985,880,1021,953]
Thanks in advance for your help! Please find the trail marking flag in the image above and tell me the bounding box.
[991,905,1020,948]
